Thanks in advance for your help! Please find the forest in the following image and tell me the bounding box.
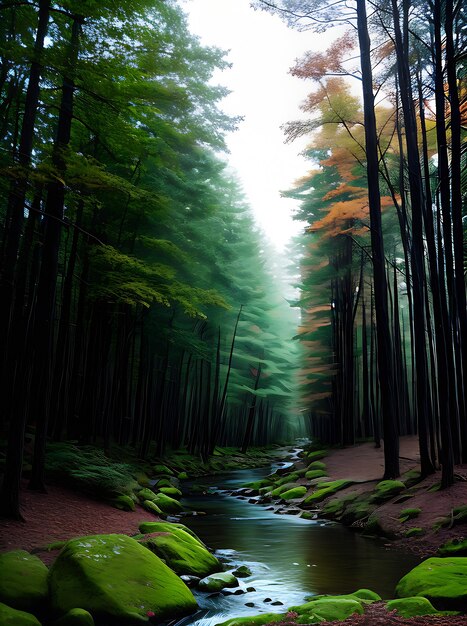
[0,0,466,625]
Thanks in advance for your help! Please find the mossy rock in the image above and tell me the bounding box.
[395,557,467,610]
[373,480,406,501]
[273,473,300,487]
[137,521,204,545]
[405,527,425,538]
[305,469,327,480]
[159,486,182,499]
[142,499,163,515]
[217,614,282,626]
[303,480,352,506]
[153,464,173,476]
[300,511,315,520]
[135,472,151,487]
[154,477,175,489]
[386,597,440,618]
[340,498,375,524]
[280,486,307,500]
[178,472,188,480]
[198,572,238,592]
[399,508,421,522]
[307,460,326,471]
[110,494,135,511]
[142,528,221,577]
[438,539,467,557]
[53,608,95,625]
[137,487,158,502]
[153,493,183,513]
[48,534,197,622]
[304,589,381,605]
[0,602,41,626]
[0,550,49,613]
[270,483,299,498]
[290,597,364,622]
[232,565,252,577]
[322,499,345,518]
[305,450,327,461]
[244,479,273,491]
[402,470,422,488]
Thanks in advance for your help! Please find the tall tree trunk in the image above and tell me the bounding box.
[356,0,399,477]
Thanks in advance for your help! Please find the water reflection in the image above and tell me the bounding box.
[180,465,420,625]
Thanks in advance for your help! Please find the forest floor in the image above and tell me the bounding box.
[321,436,467,557]
[2,439,467,625]
[0,480,157,563]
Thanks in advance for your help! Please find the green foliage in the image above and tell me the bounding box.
[399,508,422,522]
[46,443,139,498]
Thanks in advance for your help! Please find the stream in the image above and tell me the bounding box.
[175,454,421,626]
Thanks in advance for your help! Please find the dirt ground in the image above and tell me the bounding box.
[0,480,156,563]
[321,436,467,557]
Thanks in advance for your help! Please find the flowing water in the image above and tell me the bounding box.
[175,457,421,626]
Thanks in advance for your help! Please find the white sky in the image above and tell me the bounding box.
[185,0,333,251]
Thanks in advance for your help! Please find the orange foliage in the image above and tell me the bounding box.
[290,32,356,81]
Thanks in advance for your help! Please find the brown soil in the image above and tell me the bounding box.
[320,437,467,557]
[0,480,156,564]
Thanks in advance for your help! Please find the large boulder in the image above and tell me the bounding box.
[396,557,467,610]
[290,597,364,622]
[140,524,221,577]
[0,602,42,626]
[48,534,197,623]
[0,550,49,613]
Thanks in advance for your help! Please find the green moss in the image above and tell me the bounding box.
[280,486,307,500]
[45,443,139,499]
[153,464,173,476]
[305,469,327,480]
[0,550,49,613]
[152,493,183,513]
[399,508,421,522]
[322,498,345,517]
[402,470,422,488]
[365,515,387,536]
[307,461,326,470]
[110,494,135,511]
[142,499,163,515]
[303,480,352,505]
[244,479,273,490]
[217,614,282,626]
[270,483,299,497]
[138,522,203,543]
[154,477,174,488]
[290,597,364,622]
[0,602,41,626]
[352,589,382,602]
[273,473,300,487]
[405,527,425,538]
[137,487,158,501]
[197,572,238,592]
[438,539,467,557]
[373,480,406,501]
[178,472,188,480]
[386,597,439,617]
[142,528,221,577]
[395,557,467,610]
[305,450,327,461]
[53,608,95,625]
[159,486,182,499]
[340,498,374,524]
[48,534,197,622]
[300,511,315,520]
